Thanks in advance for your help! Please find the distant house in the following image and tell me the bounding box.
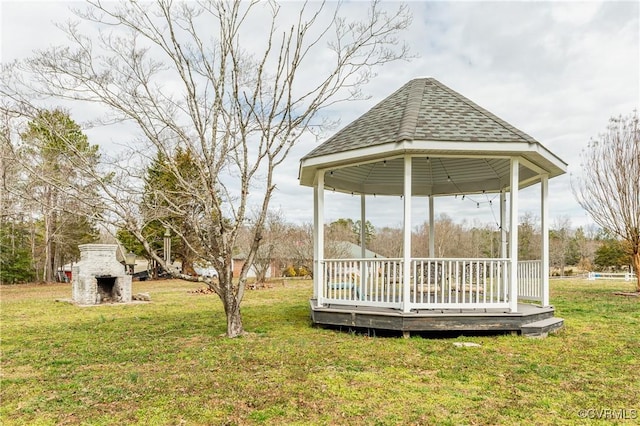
[56,264,73,282]
[232,253,277,279]
[194,254,278,280]
[332,241,385,259]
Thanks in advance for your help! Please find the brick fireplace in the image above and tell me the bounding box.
[72,244,132,305]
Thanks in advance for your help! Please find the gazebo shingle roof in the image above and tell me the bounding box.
[303,78,538,160]
[299,77,567,196]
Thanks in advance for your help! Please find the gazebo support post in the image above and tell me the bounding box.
[541,174,550,307]
[500,190,507,298]
[360,194,366,257]
[429,195,435,257]
[360,193,367,298]
[403,156,412,313]
[314,171,325,306]
[500,190,507,258]
[509,158,519,313]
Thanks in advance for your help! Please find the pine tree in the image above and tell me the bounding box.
[19,109,100,281]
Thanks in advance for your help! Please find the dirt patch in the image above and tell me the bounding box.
[188,281,282,295]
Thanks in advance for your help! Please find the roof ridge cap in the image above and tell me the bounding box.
[396,79,425,142]
[430,79,538,143]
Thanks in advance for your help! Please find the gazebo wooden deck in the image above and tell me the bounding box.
[299,78,567,337]
[310,301,560,338]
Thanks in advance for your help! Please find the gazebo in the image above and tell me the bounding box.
[298,78,567,337]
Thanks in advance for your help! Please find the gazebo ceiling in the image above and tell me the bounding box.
[299,78,567,196]
[323,156,537,197]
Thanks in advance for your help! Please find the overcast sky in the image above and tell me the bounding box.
[2,0,639,232]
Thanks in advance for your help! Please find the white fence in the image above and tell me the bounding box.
[587,272,637,281]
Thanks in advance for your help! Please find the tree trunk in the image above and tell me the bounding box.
[181,256,195,276]
[214,255,246,338]
[223,295,244,338]
[43,212,52,282]
[632,251,640,293]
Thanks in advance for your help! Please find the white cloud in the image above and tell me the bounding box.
[2,0,638,231]
[550,2,602,26]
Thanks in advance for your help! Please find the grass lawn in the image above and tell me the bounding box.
[1,278,638,425]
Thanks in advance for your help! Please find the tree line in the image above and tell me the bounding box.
[2,133,633,286]
[0,111,635,284]
[1,106,638,325]
[266,215,631,278]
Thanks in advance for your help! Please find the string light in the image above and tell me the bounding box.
[442,166,500,231]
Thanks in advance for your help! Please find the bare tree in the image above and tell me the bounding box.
[370,225,403,258]
[550,215,573,276]
[518,212,541,261]
[1,111,35,283]
[281,222,315,274]
[434,214,463,257]
[573,224,599,272]
[573,112,640,291]
[1,0,412,336]
[250,210,287,283]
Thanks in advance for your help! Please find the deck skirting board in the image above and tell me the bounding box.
[310,299,563,336]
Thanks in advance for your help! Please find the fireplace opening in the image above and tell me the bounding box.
[96,276,118,303]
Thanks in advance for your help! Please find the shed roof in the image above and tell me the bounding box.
[335,241,386,259]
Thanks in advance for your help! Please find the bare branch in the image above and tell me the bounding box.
[572,111,640,290]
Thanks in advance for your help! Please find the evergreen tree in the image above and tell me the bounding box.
[0,221,34,284]
[18,109,100,281]
[139,148,203,275]
[594,239,631,270]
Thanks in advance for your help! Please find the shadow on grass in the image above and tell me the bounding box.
[312,324,521,339]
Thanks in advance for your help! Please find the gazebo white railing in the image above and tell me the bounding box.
[517,260,543,302]
[321,258,544,310]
